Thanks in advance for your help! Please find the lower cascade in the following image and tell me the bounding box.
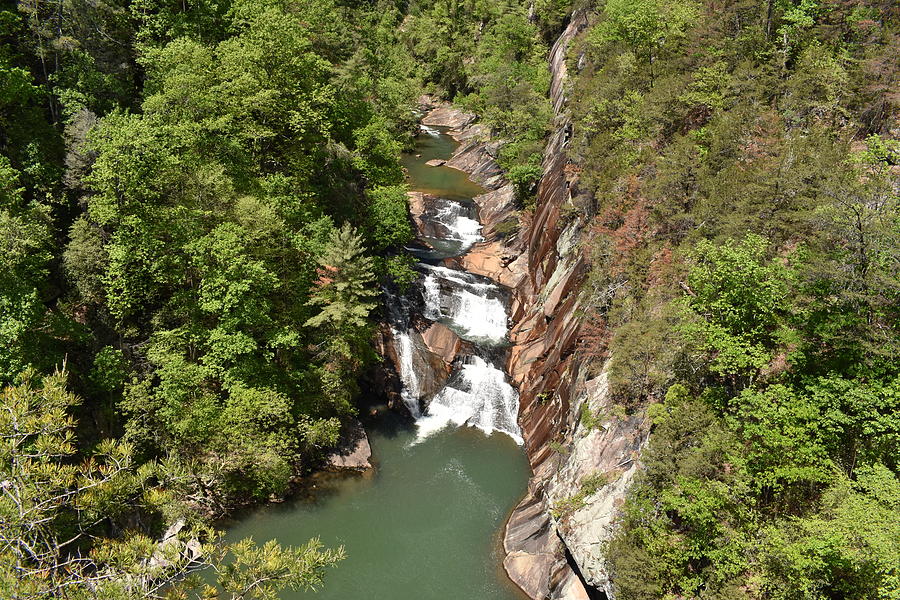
[390,262,523,444]
[415,355,523,444]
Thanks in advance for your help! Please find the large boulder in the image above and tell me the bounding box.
[326,419,373,471]
[420,322,461,366]
[421,104,477,130]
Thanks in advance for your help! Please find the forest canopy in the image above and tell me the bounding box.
[564,0,900,597]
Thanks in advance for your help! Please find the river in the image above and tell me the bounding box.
[224,124,529,599]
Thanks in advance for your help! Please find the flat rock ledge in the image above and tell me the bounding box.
[325,419,372,470]
[419,96,477,130]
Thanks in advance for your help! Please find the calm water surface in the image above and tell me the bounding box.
[400,125,486,201]
[225,415,529,599]
[225,127,530,599]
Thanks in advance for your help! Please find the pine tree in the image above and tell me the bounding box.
[0,370,344,599]
[305,223,378,333]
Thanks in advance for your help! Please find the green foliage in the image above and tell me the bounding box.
[215,537,345,600]
[572,1,900,595]
[578,401,604,432]
[0,371,343,599]
[758,464,900,600]
[552,470,612,518]
[0,157,56,384]
[593,0,698,84]
[379,254,419,291]
[365,185,414,251]
[90,346,129,392]
[680,234,795,386]
[306,223,378,334]
[507,162,544,205]
[532,0,575,41]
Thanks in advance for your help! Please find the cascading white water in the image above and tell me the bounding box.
[420,124,441,137]
[392,329,422,418]
[433,200,482,252]
[387,124,522,445]
[415,356,522,445]
[420,266,508,345]
[420,264,495,291]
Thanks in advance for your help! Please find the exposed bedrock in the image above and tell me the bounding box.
[395,25,654,595]
[325,419,373,471]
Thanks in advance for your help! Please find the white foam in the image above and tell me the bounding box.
[415,356,522,444]
[392,328,422,418]
[420,268,507,345]
[433,201,482,252]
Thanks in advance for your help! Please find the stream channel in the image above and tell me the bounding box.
[225,124,530,599]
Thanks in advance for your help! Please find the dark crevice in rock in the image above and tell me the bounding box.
[562,542,607,600]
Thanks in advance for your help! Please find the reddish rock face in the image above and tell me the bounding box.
[420,322,461,367]
[472,185,516,238]
[408,67,644,598]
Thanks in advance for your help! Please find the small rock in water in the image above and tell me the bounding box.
[425,159,446,167]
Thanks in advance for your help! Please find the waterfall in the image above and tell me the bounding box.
[433,200,482,252]
[420,265,508,345]
[420,124,441,137]
[386,125,522,445]
[409,198,482,260]
[393,329,422,418]
[416,356,523,445]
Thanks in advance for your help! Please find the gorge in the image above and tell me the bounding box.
[4,1,897,597]
[231,17,649,597]
[227,107,534,600]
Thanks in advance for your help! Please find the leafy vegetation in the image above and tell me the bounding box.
[0,370,344,599]
[0,0,426,594]
[564,0,899,596]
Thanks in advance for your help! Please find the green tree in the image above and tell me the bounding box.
[0,157,54,383]
[306,223,378,336]
[365,184,413,251]
[758,465,900,600]
[594,0,698,85]
[680,234,795,388]
[0,370,344,599]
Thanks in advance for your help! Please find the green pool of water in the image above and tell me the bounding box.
[401,126,486,201]
[224,414,530,600]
